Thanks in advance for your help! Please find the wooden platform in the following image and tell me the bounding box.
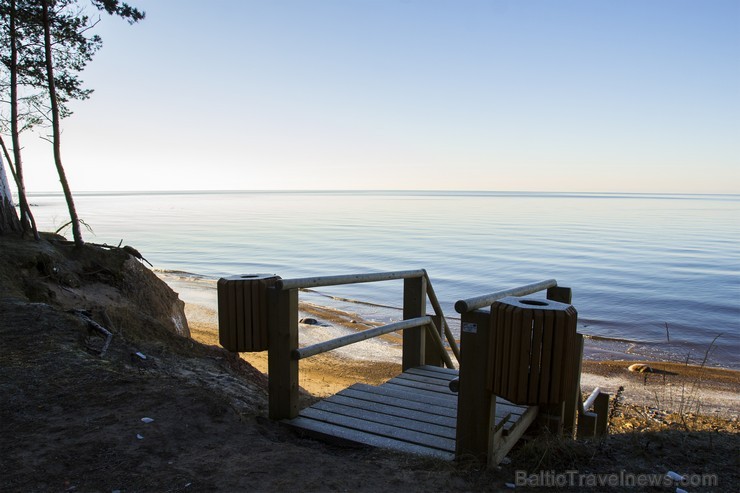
[284,365,537,460]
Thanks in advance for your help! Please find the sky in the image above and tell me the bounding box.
[9,0,740,193]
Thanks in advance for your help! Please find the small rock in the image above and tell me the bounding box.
[666,471,684,482]
[299,317,319,325]
[136,434,144,440]
[141,417,154,423]
[628,363,653,373]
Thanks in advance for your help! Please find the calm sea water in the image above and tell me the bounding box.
[28,191,739,368]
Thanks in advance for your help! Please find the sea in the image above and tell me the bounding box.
[27,190,739,369]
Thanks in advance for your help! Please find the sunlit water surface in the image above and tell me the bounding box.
[29,191,739,368]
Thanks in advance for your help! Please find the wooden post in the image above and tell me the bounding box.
[539,402,565,434]
[425,314,444,367]
[402,276,427,371]
[577,411,597,438]
[455,309,492,462]
[267,287,299,420]
[547,286,572,304]
[594,392,610,436]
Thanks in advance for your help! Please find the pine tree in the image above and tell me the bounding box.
[0,0,144,245]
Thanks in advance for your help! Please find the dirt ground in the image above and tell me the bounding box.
[1,234,738,492]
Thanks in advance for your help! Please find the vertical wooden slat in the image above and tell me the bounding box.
[539,310,554,404]
[493,304,505,392]
[235,280,246,351]
[249,280,259,350]
[516,309,533,404]
[268,287,299,420]
[506,306,523,400]
[563,334,584,437]
[227,281,238,351]
[528,310,544,403]
[402,276,427,371]
[256,278,268,350]
[499,304,514,398]
[487,302,503,393]
[250,280,261,350]
[216,279,231,350]
[548,311,566,403]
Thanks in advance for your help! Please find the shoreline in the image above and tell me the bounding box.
[184,300,740,418]
[160,272,739,371]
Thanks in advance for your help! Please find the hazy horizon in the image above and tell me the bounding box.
[22,188,740,198]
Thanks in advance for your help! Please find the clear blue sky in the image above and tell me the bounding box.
[15,0,740,193]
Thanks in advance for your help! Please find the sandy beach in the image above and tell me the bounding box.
[185,300,740,418]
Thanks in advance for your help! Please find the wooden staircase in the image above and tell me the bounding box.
[284,365,537,461]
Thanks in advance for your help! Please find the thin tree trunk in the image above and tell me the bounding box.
[0,136,39,239]
[0,152,21,234]
[42,0,83,246]
[8,0,39,240]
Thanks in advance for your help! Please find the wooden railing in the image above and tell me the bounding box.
[267,269,459,420]
[219,271,610,463]
[453,280,581,463]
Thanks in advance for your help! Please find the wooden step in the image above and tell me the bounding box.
[284,366,533,460]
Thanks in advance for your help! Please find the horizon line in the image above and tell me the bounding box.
[22,189,740,198]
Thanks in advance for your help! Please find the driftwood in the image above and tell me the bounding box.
[71,309,113,357]
[55,238,153,267]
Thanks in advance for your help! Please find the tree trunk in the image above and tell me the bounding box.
[8,0,39,239]
[42,0,83,246]
[0,154,21,234]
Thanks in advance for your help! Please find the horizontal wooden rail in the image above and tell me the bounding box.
[582,387,601,411]
[277,269,426,291]
[267,269,461,420]
[274,269,459,364]
[292,316,433,360]
[454,279,558,314]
